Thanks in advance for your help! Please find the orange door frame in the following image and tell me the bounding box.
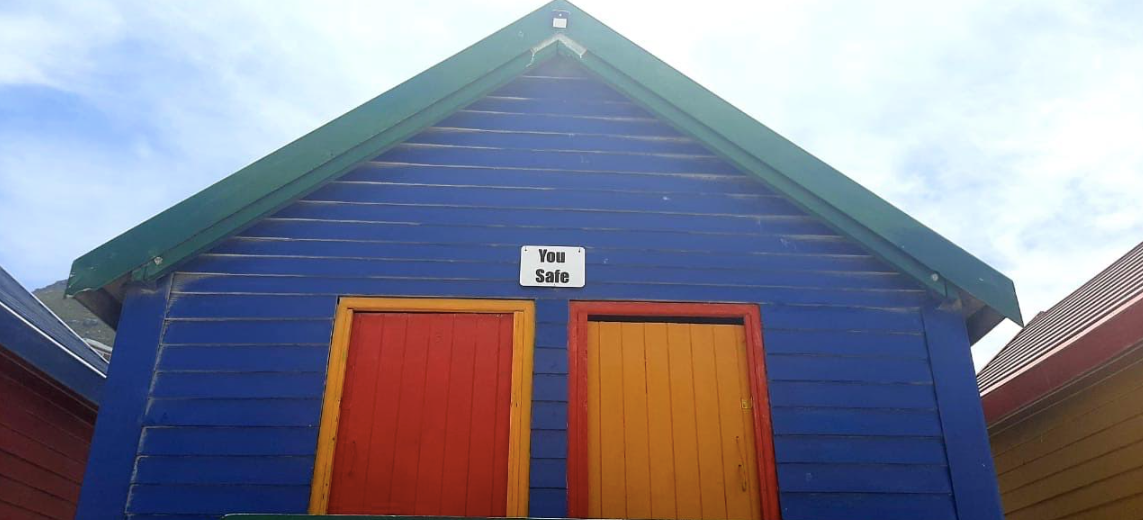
[567,301,780,519]
[309,297,535,516]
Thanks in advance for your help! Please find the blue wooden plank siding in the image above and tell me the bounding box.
[96,58,965,520]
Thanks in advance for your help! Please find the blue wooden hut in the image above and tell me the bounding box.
[69,2,1022,520]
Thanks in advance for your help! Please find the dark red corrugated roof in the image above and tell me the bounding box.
[978,241,1143,394]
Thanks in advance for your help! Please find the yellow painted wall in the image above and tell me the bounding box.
[989,355,1143,519]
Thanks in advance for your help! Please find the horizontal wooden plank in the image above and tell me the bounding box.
[535,324,567,349]
[144,399,321,427]
[763,329,928,358]
[1006,465,1143,520]
[463,96,654,118]
[998,411,1143,490]
[177,256,911,291]
[406,127,709,154]
[339,162,757,194]
[151,372,325,399]
[536,301,570,324]
[126,484,309,514]
[762,305,924,332]
[529,488,568,517]
[211,237,894,273]
[0,450,80,500]
[133,456,314,485]
[1001,437,1143,513]
[167,293,336,319]
[0,475,75,519]
[272,202,842,237]
[157,345,329,372]
[778,463,951,494]
[139,427,318,456]
[779,492,956,520]
[0,502,50,520]
[0,397,90,461]
[532,401,566,430]
[162,320,333,346]
[488,75,631,102]
[530,459,567,489]
[534,347,568,375]
[769,381,937,409]
[772,407,944,437]
[991,357,1143,459]
[0,425,86,481]
[774,435,947,465]
[0,372,95,440]
[302,184,805,217]
[171,274,928,308]
[531,429,567,459]
[433,110,681,137]
[766,355,934,384]
[379,143,743,175]
[532,374,568,402]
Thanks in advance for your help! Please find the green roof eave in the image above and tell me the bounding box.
[67,0,1022,336]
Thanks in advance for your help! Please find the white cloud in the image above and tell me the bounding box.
[1,0,1140,369]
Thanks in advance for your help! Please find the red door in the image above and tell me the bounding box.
[327,312,515,515]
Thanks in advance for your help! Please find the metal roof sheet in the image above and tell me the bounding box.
[978,241,1143,393]
[0,265,107,402]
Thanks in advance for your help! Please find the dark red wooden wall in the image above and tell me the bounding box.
[0,347,97,520]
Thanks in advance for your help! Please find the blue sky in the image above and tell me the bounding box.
[1,0,1141,368]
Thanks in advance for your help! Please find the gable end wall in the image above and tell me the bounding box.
[77,59,992,520]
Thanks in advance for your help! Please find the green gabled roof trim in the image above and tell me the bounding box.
[68,0,1022,336]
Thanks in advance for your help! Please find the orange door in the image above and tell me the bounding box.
[327,312,514,515]
[586,321,763,520]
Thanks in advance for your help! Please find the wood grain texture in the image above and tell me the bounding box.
[990,353,1143,520]
[0,352,96,520]
[104,60,961,520]
[325,312,512,515]
[584,321,764,520]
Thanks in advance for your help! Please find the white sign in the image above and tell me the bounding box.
[520,246,585,288]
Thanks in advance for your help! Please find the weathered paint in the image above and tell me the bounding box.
[74,278,172,520]
[74,59,992,520]
[585,321,763,520]
[989,349,1143,519]
[0,349,96,520]
[65,1,1021,338]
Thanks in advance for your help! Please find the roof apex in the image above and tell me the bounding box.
[68,0,1021,339]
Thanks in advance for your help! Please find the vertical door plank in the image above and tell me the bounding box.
[666,323,704,520]
[691,324,730,520]
[439,315,480,515]
[598,322,629,518]
[465,315,503,515]
[644,323,679,519]
[712,325,757,520]
[328,314,386,512]
[620,323,653,519]
[490,315,515,517]
[414,315,456,514]
[732,325,763,519]
[587,323,604,518]
[388,314,434,513]
[362,314,409,511]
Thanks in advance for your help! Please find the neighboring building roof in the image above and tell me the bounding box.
[978,241,1143,422]
[65,0,1021,340]
[0,265,108,404]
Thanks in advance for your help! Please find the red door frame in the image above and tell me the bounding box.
[567,301,781,519]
